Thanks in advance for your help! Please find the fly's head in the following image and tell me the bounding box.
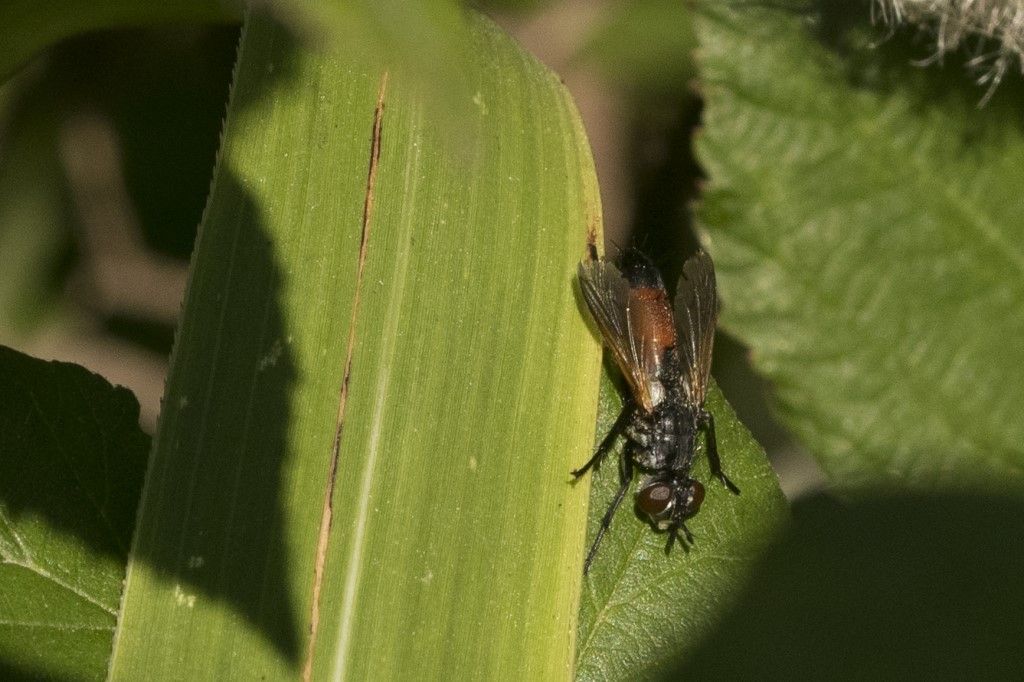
[636,476,705,530]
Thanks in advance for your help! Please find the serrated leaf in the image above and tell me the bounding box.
[0,345,148,681]
[574,373,787,681]
[109,11,602,681]
[695,2,1024,490]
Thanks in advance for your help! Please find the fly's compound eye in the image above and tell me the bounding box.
[637,482,675,523]
[680,480,706,518]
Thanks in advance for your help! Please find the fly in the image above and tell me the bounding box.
[574,246,740,574]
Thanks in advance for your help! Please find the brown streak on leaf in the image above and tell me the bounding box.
[585,216,599,261]
[302,70,389,682]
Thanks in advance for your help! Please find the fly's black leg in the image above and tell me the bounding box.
[664,521,694,554]
[572,402,633,480]
[700,410,740,495]
[665,525,680,554]
[665,491,696,556]
[582,449,634,574]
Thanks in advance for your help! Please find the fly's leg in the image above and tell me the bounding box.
[582,446,634,574]
[665,487,696,554]
[665,520,694,555]
[572,401,633,480]
[699,409,740,495]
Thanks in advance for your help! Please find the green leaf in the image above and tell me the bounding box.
[576,0,697,92]
[262,0,475,125]
[695,2,1024,490]
[109,11,602,680]
[0,345,149,681]
[676,492,1024,678]
[575,374,787,681]
[2,0,240,81]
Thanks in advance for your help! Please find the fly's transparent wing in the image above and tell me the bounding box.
[578,260,660,412]
[674,251,719,405]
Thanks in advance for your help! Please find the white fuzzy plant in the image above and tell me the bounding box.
[874,0,1024,100]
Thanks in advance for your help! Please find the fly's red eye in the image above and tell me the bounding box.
[684,481,705,515]
[637,482,674,517]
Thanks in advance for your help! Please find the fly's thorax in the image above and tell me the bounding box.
[675,408,698,468]
[659,345,685,386]
[628,401,685,471]
[647,379,667,410]
[652,346,686,412]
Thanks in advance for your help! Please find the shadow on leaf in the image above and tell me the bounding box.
[125,167,302,664]
[659,491,1024,680]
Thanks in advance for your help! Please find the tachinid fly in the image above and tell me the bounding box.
[574,247,739,574]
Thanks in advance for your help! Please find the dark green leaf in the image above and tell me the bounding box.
[575,374,787,680]
[0,346,148,680]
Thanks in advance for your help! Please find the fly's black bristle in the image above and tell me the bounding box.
[621,249,665,289]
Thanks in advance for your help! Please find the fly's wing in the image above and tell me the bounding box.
[674,251,719,406]
[578,260,661,412]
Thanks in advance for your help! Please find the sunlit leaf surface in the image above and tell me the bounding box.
[696,1,1024,489]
